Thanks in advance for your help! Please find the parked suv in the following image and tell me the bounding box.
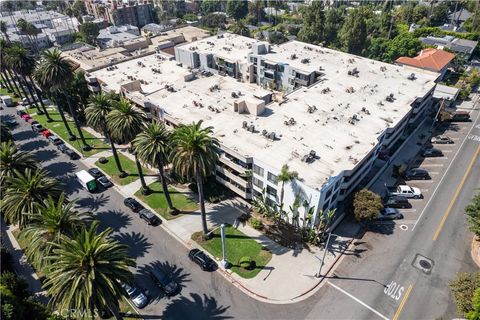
[384,196,410,209]
[149,267,178,296]
[188,249,217,271]
[404,168,430,180]
[124,197,144,213]
[139,209,160,226]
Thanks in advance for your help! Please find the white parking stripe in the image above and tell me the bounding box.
[409,180,434,184]
[420,164,444,167]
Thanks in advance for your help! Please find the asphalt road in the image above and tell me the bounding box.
[3,97,479,320]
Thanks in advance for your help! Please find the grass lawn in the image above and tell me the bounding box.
[0,85,21,103]
[96,153,153,186]
[192,225,272,279]
[11,229,46,280]
[135,181,198,220]
[32,109,109,157]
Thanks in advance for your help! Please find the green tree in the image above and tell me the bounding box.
[170,121,220,236]
[464,11,480,33]
[451,272,480,317]
[78,22,99,46]
[200,0,222,14]
[248,0,265,24]
[107,98,149,192]
[44,221,135,318]
[0,141,38,187]
[201,13,227,30]
[429,3,449,26]
[298,1,325,45]
[277,164,298,212]
[85,93,125,176]
[226,0,248,21]
[340,8,368,55]
[353,189,383,221]
[366,37,390,61]
[0,20,9,42]
[467,288,480,320]
[466,193,480,238]
[385,32,422,61]
[20,193,90,271]
[230,19,250,37]
[1,169,62,228]
[324,7,345,46]
[133,121,176,211]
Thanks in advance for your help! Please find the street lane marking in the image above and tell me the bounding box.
[392,284,413,320]
[413,110,480,231]
[384,281,405,301]
[327,281,389,320]
[468,134,480,142]
[433,144,480,241]
[419,164,444,167]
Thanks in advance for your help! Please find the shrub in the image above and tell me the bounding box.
[353,189,384,221]
[236,213,251,223]
[450,272,480,317]
[239,256,254,270]
[98,157,108,164]
[250,218,263,230]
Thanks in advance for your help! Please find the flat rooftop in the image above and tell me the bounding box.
[178,32,257,62]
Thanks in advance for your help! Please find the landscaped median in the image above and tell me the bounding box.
[192,225,272,279]
[135,181,198,220]
[95,153,154,186]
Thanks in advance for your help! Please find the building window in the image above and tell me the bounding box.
[267,172,278,184]
[266,185,277,197]
[253,177,263,189]
[322,201,330,211]
[253,164,264,176]
[325,188,332,200]
[334,181,340,190]
[278,64,284,72]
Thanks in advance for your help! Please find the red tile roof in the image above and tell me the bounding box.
[395,48,455,72]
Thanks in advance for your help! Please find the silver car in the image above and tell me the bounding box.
[121,283,148,309]
[431,135,453,144]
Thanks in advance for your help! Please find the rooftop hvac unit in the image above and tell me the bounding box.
[262,129,268,136]
[248,125,255,133]
[242,121,248,129]
[407,73,416,80]
[268,132,276,140]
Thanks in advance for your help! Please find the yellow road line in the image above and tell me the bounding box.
[392,284,413,320]
[433,144,480,241]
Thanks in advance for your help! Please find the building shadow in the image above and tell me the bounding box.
[19,139,49,151]
[43,161,78,177]
[75,193,110,211]
[160,293,232,320]
[33,149,59,163]
[94,210,132,233]
[112,231,153,260]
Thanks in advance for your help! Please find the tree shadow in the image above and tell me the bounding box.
[13,130,37,141]
[94,210,132,233]
[160,293,232,320]
[57,173,82,194]
[75,193,110,211]
[19,139,49,151]
[112,231,153,260]
[43,161,78,177]
[33,149,59,163]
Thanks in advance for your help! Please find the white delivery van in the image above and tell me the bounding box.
[75,170,98,192]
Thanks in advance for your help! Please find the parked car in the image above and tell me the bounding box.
[376,208,404,220]
[16,109,26,116]
[57,143,68,153]
[384,196,410,209]
[422,148,443,157]
[188,249,217,271]
[47,135,63,145]
[139,209,160,226]
[40,129,52,138]
[385,185,422,199]
[431,135,453,144]
[149,267,179,296]
[21,114,31,121]
[3,118,18,127]
[88,167,104,179]
[404,168,430,180]
[124,197,144,213]
[31,123,44,133]
[121,283,148,309]
[97,176,113,188]
[65,148,80,160]
[27,118,38,125]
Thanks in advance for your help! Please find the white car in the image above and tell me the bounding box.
[121,283,148,309]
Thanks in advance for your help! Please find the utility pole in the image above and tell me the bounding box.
[316,231,334,278]
[220,224,229,268]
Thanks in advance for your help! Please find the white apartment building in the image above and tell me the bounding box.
[91,34,439,226]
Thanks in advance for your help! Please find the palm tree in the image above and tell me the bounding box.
[33,49,90,149]
[170,121,220,236]
[85,93,125,175]
[0,123,13,144]
[107,98,149,192]
[20,193,90,271]
[0,21,9,42]
[1,169,62,228]
[278,164,298,212]
[0,39,17,94]
[133,121,176,212]
[0,141,38,187]
[44,221,135,318]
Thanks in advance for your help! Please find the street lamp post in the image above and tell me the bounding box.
[220,223,229,269]
[316,231,334,278]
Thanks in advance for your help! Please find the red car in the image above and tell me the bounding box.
[40,129,52,138]
[21,114,31,121]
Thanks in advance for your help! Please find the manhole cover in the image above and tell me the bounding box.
[412,254,434,274]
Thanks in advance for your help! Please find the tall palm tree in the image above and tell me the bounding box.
[133,121,176,212]
[1,168,62,228]
[0,39,16,94]
[0,141,38,187]
[278,164,298,212]
[3,45,30,104]
[44,221,135,318]
[170,121,220,236]
[33,49,90,149]
[20,193,90,271]
[85,93,125,175]
[107,98,149,191]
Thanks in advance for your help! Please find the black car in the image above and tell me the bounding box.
[422,148,443,157]
[149,267,179,296]
[404,168,430,180]
[16,110,26,116]
[57,143,68,153]
[139,209,160,226]
[188,249,217,271]
[2,118,18,127]
[88,167,104,179]
[48,135,63,146]
[65,149,80,160]
[31,123,44,132]
[124,197,144,213]
[384,196,410,209]
[97,176,113,188]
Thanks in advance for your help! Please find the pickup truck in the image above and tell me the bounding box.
[385,185,422,199]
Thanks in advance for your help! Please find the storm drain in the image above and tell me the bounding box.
[412,254,434,274]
